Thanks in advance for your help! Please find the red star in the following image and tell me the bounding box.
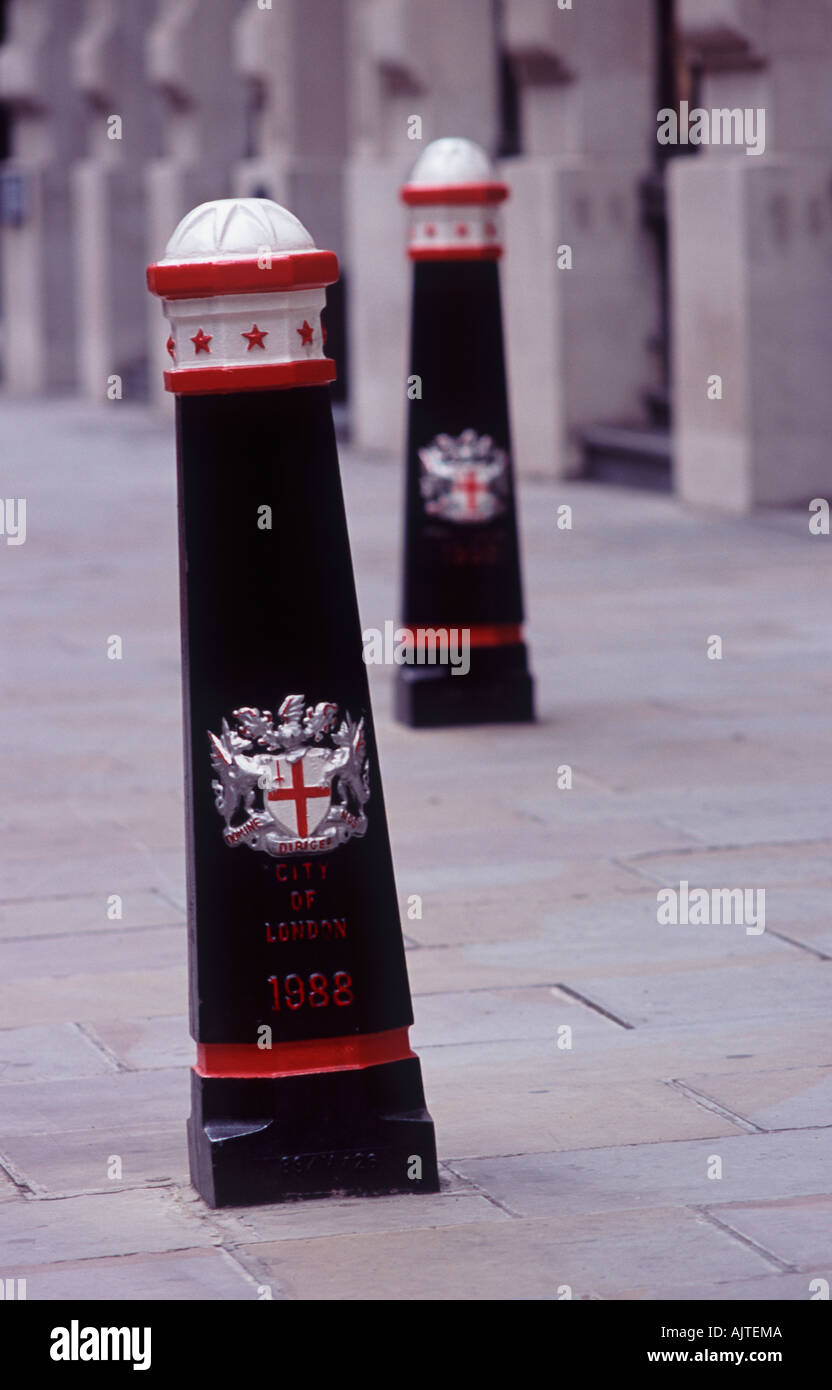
[166,335,175,359]
[425,223,436,237]
[456,222,469,237]
[484,221,497,238]
[242,323,268,350]
[190,327,212,354]
[297,320,314,347]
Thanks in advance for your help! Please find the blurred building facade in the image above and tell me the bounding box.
[0,0,830,513]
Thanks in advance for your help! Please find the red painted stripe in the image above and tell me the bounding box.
[408,245,502,263]
[147,249,339,300]
[164,358,336,396]
[195,1027,414,1078]
[401,182,509,206]
[402,624,522,649]
[468,624,523,648]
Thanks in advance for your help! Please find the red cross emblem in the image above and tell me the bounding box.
[265,753,331,838]
[454,467,488,518]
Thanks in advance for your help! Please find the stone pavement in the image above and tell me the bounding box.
[1,397,830,1301]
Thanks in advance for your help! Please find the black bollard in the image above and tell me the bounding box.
[396,138,535,727]
[147,198,438,1207]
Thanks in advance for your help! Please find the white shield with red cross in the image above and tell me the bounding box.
[419,430,507,525]
[262,751,332,838]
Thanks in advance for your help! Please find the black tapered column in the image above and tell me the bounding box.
[396,138,534,727]
[148,197,438,1207]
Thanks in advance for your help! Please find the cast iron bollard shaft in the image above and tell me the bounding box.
[148,197,438,1207]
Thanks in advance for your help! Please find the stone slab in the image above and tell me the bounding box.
[706,1195,832,1271]
[450,1129,832,1219]
[419,1057,739,1159]
[677,1066,832,1132]
[217,1191,510,1246]
[0,890,184,941]
[557,959,831,1031]
[0,968,187,1028]
[0,1068,188,1139]
[18,1247,258,1301]
[410,985,622,1049]
[92,1014,192,1071]
[0,1188,215,1268]
[0,1024,117,1085]
[0,1125,189,1196]
[242,1205,768,1301]
[0,925,186,979]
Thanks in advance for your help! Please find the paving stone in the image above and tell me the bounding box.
[218,1191,509,1246]
[645,1270,832,1301]
[450,1129,832,1218]
[0,890,184,941]
[410,985,620,1049]
[92,1015,192,1070]
[0,1125,189,1196]
[0,1188,215,1267]
[705,1195,832,1271]
[0,1024,117,1085]
[0,1169,21,1202]
[0,848,186,906]
[418,1055,739,1159]
[0,968,187,1028]
[394,851,643,900]
[427,891,795,989]
[556,960,831,1030]
[242,1205,768,1301]
[624,844,832,891]
[0,925,186,979]
[676,1066,832,1132]
[0,1068,188,1139]
[17,1248,258,1301]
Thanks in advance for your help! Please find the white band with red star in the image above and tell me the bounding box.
[406,203,503,261]
[160,287,333,396]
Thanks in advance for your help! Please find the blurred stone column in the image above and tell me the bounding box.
[345,0,500,454]
[144,0,247,408]
[0,0,85,392]
[71,0,160,401]
[501,0,658,479]
[233,0,348,397]
[669,0,832,511]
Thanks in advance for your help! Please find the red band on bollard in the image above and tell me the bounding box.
[401,624,522,649]
[146,249,339,299]
[407,245,503,263]
[401,182,509,206]
[467,624,523,648]
[195,1027,415,1079]
[164,358,336,396]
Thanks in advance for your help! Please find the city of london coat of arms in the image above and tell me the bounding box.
[419,429,509,525]
[208,694,370,857]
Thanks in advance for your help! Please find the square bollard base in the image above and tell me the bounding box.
[188,1057,439,1207]
[395,643,535,727]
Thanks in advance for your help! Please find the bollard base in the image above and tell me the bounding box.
[394,643,535,728]
[188,1058,439,1207]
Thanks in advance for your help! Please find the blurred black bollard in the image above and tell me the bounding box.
[395,138,535,728]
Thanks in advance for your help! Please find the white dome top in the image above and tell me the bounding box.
[407,137,494,187]
[162,198,315,262]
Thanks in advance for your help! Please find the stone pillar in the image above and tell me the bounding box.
[0,0,85,392]
[233,0,348,396]
[144,0,247,408]
[670,0,832,511]
[500,0,659,478]
[71,0,160,401]
[345,0,501,453]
